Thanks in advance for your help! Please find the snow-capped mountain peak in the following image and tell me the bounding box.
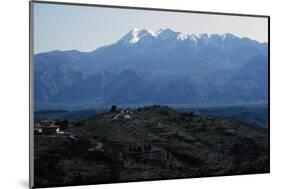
[177,33,190,40]
[157,28,179,39]
[118,28,240,45]
[119,28,157,44]
[222,33,236,40]
[130,28,141,43]
[189,34,199,43]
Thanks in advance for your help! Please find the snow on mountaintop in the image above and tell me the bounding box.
[221,33,236,40]
[120,28,157,44]
[189,34,198,43]
[177,33,189,40]
[119,28,239,45]
[130,28,141,43]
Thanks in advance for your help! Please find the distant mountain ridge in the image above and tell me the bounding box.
[117,28,261,45]
[34,28,268,110]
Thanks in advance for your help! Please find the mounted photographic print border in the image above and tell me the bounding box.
[29,1,270,188]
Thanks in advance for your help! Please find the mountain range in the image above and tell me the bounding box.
[34,28,268,110]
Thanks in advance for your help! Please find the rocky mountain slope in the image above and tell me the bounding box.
[34,29,268,110]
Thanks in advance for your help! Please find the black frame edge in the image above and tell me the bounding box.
[29,1,35,188]
[31,0,270,18]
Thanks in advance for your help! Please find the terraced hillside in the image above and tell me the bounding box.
[34,105,269,187]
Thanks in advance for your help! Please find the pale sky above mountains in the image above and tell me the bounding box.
[34,2,268,54]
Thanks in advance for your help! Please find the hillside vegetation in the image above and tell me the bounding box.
[34,105,269,187]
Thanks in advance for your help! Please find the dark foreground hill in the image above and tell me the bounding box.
[34,105,269,187]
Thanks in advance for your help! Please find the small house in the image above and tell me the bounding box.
[34,122,43,135]
[124,114,131,119]
[34,127,43,135]
[44,124,60,135]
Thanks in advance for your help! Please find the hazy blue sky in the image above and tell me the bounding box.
[34,3,268,54]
